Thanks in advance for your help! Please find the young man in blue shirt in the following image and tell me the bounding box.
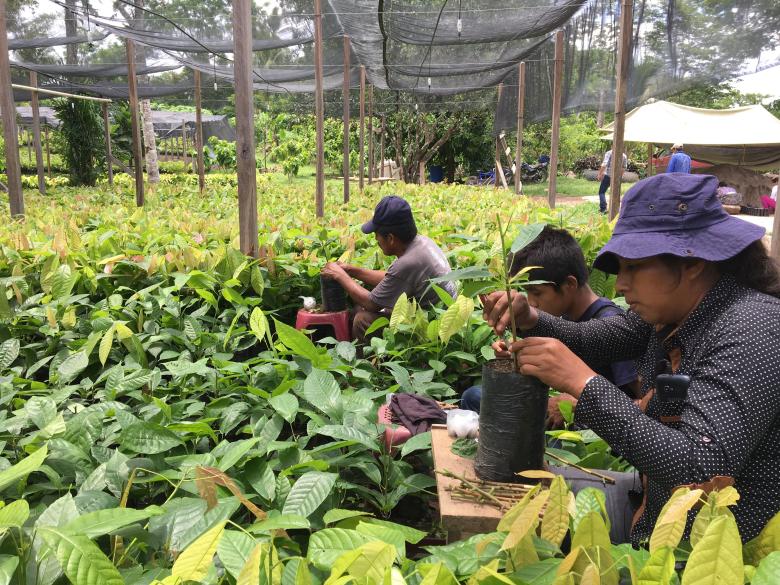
[461,226,638,427]
[666,143,691,173]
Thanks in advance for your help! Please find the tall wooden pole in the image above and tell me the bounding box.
[609,0,634,219]
[494,83,503,190]
[0,1,23,216]
[367,84,374,184]
[515,62,526,195]
[548,30,565,208]
[125,39,144,206]
[44,126,51,177]
[379,115,385,178]
[359,65,365,191]
[647,143,653,177]
[342,36,351,203]
[102,102,113,186]
[194,69,205,193]
[313,0,325,217]
[232,0,259,258]
[29,72,45,194]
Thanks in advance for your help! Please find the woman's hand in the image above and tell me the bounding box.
[481,290,538,335]
[508,337,596,399]
[490,339,511,358]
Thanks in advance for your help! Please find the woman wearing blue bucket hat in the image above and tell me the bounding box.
[483,173,780,546]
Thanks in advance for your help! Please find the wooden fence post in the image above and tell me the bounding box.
[548,30,564,208]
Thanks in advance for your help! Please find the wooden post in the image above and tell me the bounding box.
[367,84,374,184]
[232,0,259,258]
[29,71,45,194]
[359,65,365,191]
[313,0,325,217]
[194,69,205,193]
[102,102,113,186]
[0,0,23,216]
[548,30,565,208]
[494,83,503,190]
[647,143,654,177]
[125,39,145,206]
[181,120,187,166]
[44,125,51,177]
[515,62,526,195]
[26,128,32,165]
[342,36,350,203]
[379,115,385,178]
[609,0,634,219]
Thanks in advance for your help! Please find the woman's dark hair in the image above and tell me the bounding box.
[660,241,780,298]
[717,241,780,298]
[509,225,589,287]
[376,221,418,244]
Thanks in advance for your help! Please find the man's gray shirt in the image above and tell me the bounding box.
[368,235,456,309]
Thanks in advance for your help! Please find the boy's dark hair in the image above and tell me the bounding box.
[376,221,418,244]
[509,225,589,287]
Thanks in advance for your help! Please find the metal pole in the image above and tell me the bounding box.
[313,0,325,217]
[0,0,23,216]
[102,102,113,186]
[609,0,634,219]
[548,30,565,208]
[342,36,350,203]
[125,39,144,206]
[232,0,259,257]
[359,65,365,192]
[515,62,526,195]
[194,69,205,193]
[29,71,45,194]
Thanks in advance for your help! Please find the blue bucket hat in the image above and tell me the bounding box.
[361,195,415,234]
[593,174,766,274]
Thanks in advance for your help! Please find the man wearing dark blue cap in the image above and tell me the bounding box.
[322,195,456,341]
[482,173,780,545]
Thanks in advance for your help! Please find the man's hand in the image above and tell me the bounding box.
[508,337,595,399]
[597,168,605,181]
[322,262,349,284]
[482,290,538,336]
[547,393,578,429]
[490,339,511,358]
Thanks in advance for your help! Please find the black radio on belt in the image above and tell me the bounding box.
[655,359,690,403]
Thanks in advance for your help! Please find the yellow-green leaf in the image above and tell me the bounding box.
[389,294,410,329]
[649,488,703,553]
[39,527,124,585]
[497,484,541,531]
[236,543,262,585]
[571,512,611,552]
[714,486,740,508]
[541,475,571,547]
[98,325,115,366]
[418,562,458,585]
[516,470,555,480]
[580,563,601,585]
[250,307,268,341]
[169,521,226,583]
[115,322,134,340]
[681,514,743,585]
[744,511,780,566]
[501,491,549,551]
[0,445,47,493]
[637,546,675,585]
[326,541,396,585]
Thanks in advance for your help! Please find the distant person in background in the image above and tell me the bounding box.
[761,176,778,211]
[666,143,692,173]
[716,181,741,206]
[597,148,628,214]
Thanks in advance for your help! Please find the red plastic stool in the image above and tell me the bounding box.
[378,403,412,451]
[295,309,352,342]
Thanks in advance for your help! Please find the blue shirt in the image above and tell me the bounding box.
[666,151,692,173]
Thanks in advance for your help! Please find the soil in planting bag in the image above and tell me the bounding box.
[320,275,347,312]
[475,358,549,482]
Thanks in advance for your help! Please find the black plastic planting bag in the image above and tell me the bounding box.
[320,275,347,312]
[475,359,549,482]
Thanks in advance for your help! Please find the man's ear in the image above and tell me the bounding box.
[562,275,580,292]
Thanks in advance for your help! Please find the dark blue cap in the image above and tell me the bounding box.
[594,174,765,274]
[361,196,415,234]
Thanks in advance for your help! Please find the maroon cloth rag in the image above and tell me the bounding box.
[389,393,447,435]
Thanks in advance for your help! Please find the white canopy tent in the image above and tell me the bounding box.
[601,100,780,170]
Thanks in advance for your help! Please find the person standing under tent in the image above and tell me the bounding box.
[597,148,628,214]
[666,143,692,173]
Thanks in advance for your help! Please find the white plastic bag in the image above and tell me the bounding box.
[447,409,479,439]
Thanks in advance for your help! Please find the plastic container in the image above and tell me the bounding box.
[320,275,347,312]
[474,359,549,482]
[428,165,444,183]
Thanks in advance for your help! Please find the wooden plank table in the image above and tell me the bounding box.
[430,424,504,541]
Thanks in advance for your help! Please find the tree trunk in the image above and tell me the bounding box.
[65,0,77,65]
[141,100,160,184]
